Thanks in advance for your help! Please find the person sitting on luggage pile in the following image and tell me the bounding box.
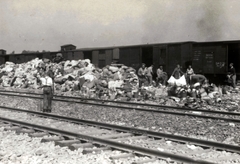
[156,65,168,86]
[129,71,139,98]
[37,69,53,113]
[137,63,147,87]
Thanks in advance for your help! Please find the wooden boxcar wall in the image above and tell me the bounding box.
[8,54,36,64]
[228,43,240,75]
[153,43,192,75]
[153,45,168,74]
[119,47,141,70]
[0,56,5,65]
[153,43,227,75]
[92,51,99,67]
[180,43,192,71]
[192,43,227,74]
[167,44,181,74]
[65,51,84,61]
[92,49,113,68]
[73,51,84,60]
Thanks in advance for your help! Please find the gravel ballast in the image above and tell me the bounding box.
[0,127,116,164]
[0,108,240,163]
[0,90,240,163]
[0,94,239,145]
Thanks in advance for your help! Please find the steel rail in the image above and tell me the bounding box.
[0,92,240,123]
[0,105,239,154]
[0,89,240,117]
[0,116,216,164]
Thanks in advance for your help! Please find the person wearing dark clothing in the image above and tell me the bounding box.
[156,66,168,86]
[229,63,236,88]
[39,71,53,113]
[172,64,184,79]
[52,53,64,63]
[191,74,207,86]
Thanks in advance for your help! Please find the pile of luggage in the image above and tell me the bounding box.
[0,58,141,100]
[0,58,238,111]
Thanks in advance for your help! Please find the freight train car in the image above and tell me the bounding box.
[71,47,119,68]
[3,52,60,64]
[0,49,6,65]
[116,41,240,84]
[1,40,240,84]
[116,42,228,74]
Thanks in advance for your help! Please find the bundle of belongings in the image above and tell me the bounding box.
[166,73,231,107]
[167,75,187,86]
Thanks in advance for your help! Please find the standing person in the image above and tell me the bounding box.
[38,70,53,113]
[146,65,153,85]
[229,63,236,88]
[172,64,184,79]
[156,65,168,86]
[137,63,147,87]
[47,65,55,95]
[186,65,194,85]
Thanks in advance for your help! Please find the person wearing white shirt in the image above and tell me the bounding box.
[146,65,153,85]
[137,63,147,87]
[186,65,194,85]
[39,71,53,113]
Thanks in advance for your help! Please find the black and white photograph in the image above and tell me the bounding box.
[0,0,240,163]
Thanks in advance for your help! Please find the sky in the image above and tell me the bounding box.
[1,0,240,53]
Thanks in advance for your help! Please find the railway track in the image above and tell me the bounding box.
[0,106,240,163]
[0,89,240,123]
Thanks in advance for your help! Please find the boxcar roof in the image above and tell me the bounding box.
[74,39,240,51]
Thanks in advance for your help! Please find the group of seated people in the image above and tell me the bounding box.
[137,63,209,88]
[137,62,237,89]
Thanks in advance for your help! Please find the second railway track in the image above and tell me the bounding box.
[0,89,240,123]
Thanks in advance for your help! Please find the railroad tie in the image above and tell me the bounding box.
[100,133,132,139]
[109,153,134,160]
[110,135,148,142]
[29,132,49,137]
[55,139,81,147]
[82,147,111,154]
[68,143,94,151]
[132,158,157,164]
[16,128,35,135]
[0,122,10,127]
[41,136,64,143]
[84,130,109,135]
[4,126,21,131]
